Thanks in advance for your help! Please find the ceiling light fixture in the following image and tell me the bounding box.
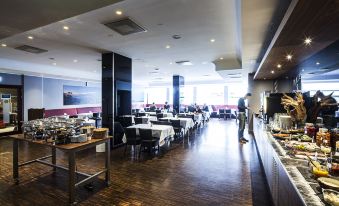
[202,61,208,64]
[28,36,34,40]
[1,43,7,47]
[63,26,69,30]
[304,37,312,45]
[210,38,215,43]
[165,45,171,49]
[277,64,282,68]
[286,54,292,60]
[154,68,160,71]
[52,62,57,66]
[302,69,305,72]
[73,59,78,63]
[169,62,173,65]
[219,57,224,60]
[116,10,123,15]
[271,70,275,74]
[316,62,320,65]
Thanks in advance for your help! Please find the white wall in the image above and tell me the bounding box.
[24,76,101,121]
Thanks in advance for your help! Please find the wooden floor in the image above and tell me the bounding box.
[0,119,272,206]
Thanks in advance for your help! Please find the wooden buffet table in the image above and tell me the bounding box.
[10,134,112,205]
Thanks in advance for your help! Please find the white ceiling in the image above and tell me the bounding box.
[0,0,281,85]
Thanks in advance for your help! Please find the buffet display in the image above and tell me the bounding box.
[263,90,339,206]
[22,117,108,145]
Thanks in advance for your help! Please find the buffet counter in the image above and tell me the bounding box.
[253,117,324,206]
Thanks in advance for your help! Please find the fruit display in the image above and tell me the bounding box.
[316,129,331,147]
[272,133,290,140]
[312,166,329,177]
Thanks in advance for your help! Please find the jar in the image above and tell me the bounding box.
[305,123,316,138]
[316,128,331,147]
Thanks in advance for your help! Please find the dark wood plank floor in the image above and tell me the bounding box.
[0,119,272,206]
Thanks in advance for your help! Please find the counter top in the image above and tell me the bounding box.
[254,117,325,206]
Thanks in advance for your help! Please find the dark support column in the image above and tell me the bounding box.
[173,75,184,113]
[102,52,132,147]
[102,53,114,135]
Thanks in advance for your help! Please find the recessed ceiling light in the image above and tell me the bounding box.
[271,70,275,74]
[73,59,78,63]
[304,37,312,45]
[219,57,224,60]
[210,39,215,43]
[52,62,57,66]
[202,61,208,64]
[27,36,34,40]
[154,68,160,71]
[169,62,173,65]
[264,78,266,80]
[165,45,171,49]
[94,70,97,73]
[116,10,123,15]
[49,57,55,60]
[286,54,292,60]
[63,26,69,30]
[302,69,305,72]
[172,35,181,39]
[203,74,210,76]
[1,43,7,47]
[316,62,320,65]
[277,64,282,68]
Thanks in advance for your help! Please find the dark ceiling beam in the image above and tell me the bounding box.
[0,0,123,39]
[254,0,339,80]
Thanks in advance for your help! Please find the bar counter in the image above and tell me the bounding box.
[253,117,324,206]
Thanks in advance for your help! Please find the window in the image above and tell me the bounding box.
[181,86,194,105]
[228,84,248,105]
[302,81,339,102]
[196,85,224,105]
[145,87,167,104]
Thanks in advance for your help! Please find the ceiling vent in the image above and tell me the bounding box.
[175,60,193,66]
[104,18,146,36]
[15,45,48,54]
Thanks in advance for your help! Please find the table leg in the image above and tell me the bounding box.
[105,140,111,186]
[13,139,19,184]
[52,147,56,172]
[68,151,76,205]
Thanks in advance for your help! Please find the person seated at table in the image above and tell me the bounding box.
[164,101,170,110]
[188,104,196,113]
[150,102,156,112]
[195,105,202,113]
[202,103,209,112]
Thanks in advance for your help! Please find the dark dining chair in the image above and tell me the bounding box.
[156,113,164,119]
[137,112,146,117]
[139,128,159,157]
[134,117,143,125]
[219,109,225,119]
[124,128,141,156]
[170,119,183,138]
[155,109,162,114]
[123,116,133,127]
[225,109,232,120]
[151,121,172,126]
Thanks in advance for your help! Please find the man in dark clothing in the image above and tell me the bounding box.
[238,93,251,143]
[164,102,170,110]
[150,102,156,112]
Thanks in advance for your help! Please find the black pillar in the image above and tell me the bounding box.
[173,75,184,113]
[102,52,132,144]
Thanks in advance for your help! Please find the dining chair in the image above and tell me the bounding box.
[124,128,141,156]
[219,109,225,119]
[139,128,159,157]
[156,113,164,119]
[134,117,143,125]
[225,109,232,120]
[137,112,146,117]
[123,116,133,127]
[170,119,183,138]
[151,121,172,126]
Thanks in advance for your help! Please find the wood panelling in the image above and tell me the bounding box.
[254,0,339,80]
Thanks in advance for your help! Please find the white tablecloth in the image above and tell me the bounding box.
[178,113,202,122]
[122,115,157,124]
[124,124,174,146]
[142,112,173,117]
[159,117,194,131]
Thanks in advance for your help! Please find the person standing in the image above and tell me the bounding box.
[238,93,251,143]
[164,101,170,110]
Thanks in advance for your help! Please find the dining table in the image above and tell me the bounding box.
[159,117,195,134]
[124,124,175,146]
[122,115,157,124]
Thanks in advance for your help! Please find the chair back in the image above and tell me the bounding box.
[219,109,225,114]
[125,128,138,144]
[155,109,162,114]
[170,119,181,128]
[134,117,143,124]
[123,116,133,127]
[156,113,164,119]
[139,128,153,141]
[177,114,186,118]
[137,112,146,117]
[151,121,172,126]
[225,109,231,114]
